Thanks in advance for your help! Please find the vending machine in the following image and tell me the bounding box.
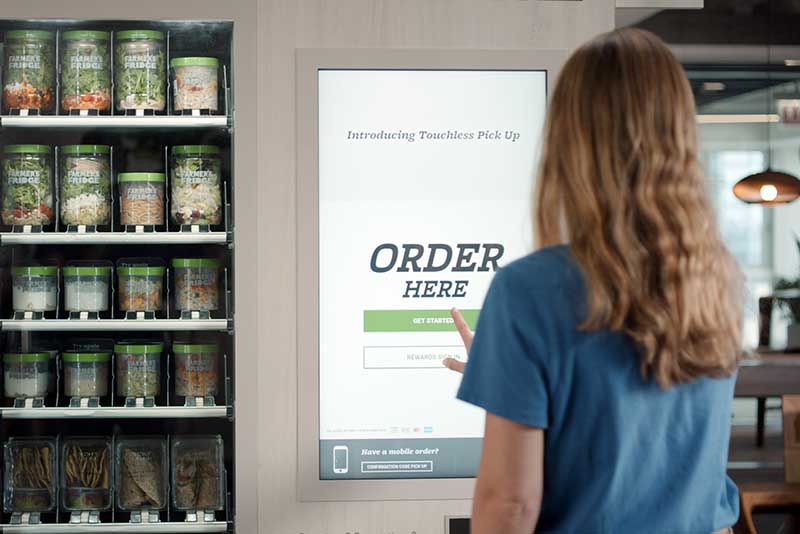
[0,18,236,533]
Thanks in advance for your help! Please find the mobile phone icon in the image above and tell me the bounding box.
[333,445,349,474]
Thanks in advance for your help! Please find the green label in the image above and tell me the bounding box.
[363,309,479,333]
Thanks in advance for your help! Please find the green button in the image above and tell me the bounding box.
[363,309,479,333]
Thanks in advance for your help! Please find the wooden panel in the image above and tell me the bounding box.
[784,396,800,483]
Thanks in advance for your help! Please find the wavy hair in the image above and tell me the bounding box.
[535,28,742,387]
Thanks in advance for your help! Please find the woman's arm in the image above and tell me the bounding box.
[472,413,544,534]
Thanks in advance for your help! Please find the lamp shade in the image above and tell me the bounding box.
[733,170,800,204]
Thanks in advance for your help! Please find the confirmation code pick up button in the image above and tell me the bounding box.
[363,346,466,369]
[361,461,434,474]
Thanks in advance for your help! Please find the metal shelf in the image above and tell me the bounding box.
[0,115,229,129]
[0,232,229,246]
[1,406,229,420]
[1,522,229,533]
[0,319,230,332]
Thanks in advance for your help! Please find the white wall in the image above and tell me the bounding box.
[255,1,614,532]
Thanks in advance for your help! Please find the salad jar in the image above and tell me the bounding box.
[119,172,165,226]
[2,145,54,226]
[170,145,223,226]
[4,438,58,514]
[173,343,219,398]
[2,30,55,114]
[115,30,166,112]
[3,352,50,399]
[60,145,112,227]
[172,258,221,312]
[61,437,111,511]
[60,31,111,112]
[12,266,58,312]
[62,352,110,398]
[117,264,165,312]
[115,342,162,398]
[171,57,219,112]
[63,264,111,313]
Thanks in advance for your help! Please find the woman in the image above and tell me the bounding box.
[444,28,742,534]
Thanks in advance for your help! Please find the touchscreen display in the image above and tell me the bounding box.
[318,69,547,479]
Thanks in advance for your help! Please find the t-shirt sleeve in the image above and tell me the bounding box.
[456,267,552,429]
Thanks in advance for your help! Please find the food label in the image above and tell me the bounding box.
[8,54,41,70]
[70,54,103,70]
[7,169,41,185]
[67,169,101,185]
[181,70,211,87]
[7,368,39,380]
[16,277,55,292]
[123,355,158,374]
[183,354,215,372]
[123,54,158,70]
[176,167,217,185]
[187,270,216,287]
[125,186,158,201]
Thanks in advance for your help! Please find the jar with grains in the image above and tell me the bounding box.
[118,173,165,226]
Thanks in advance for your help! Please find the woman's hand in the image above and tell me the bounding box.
[443,307,473,374]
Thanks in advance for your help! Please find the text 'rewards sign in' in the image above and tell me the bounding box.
[318,69,546,479]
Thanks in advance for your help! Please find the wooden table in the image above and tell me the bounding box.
[736,353,800,398]
[736,352,800,449]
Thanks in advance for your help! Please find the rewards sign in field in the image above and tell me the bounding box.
[318,69,547,479]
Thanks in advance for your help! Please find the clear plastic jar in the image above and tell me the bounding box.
[63,264,111,312]
[115,437,168,511]
[61,437,111,511]
[172,258,221,312]
[60,145,111,227]
[115,343,162,398]
[115,30,166,112]
[62,352,110,398]
[2,145,54,226]
[60,31,111,112]
[171,57,219,112]
[3,352,50,399]
[173,343,219,398]
[4,437,57,513]
[117,265,164,312]
[2,30,55,114]
[170,145,223,226]
[118,172,165,226]
[11,266,58,312]
[171,435,225,511]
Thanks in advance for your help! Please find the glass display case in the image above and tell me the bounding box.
[0,19,235,533]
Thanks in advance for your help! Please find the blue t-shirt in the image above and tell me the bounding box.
[457,245,739,534]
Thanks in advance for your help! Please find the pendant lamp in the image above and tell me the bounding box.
[732,0,800,205]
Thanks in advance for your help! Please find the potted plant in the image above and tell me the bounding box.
[775,236,800,350]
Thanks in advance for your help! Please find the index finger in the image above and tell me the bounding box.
[451,307,473,349]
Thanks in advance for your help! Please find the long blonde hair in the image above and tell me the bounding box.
[535,28,742,387]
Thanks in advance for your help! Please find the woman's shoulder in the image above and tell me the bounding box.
[500,245,582,292]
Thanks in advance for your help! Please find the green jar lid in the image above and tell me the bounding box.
[115,30,165,41]
[62,352,111,363]
[117,266,165,276]
[62,30,110,41]
[171,258,221,268]
[118,172,165,183]
[114,343,163,354]
[63,266,111,276]
[170,57,219,68]
[173,343,218,354]
[2,352,50,363]
[11,266,58,276]
[171,145,220,156]
[7,30,54,41]
[4,145,51,154]
[61,144,111,155]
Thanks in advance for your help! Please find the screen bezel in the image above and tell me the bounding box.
[297,48,565,502]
